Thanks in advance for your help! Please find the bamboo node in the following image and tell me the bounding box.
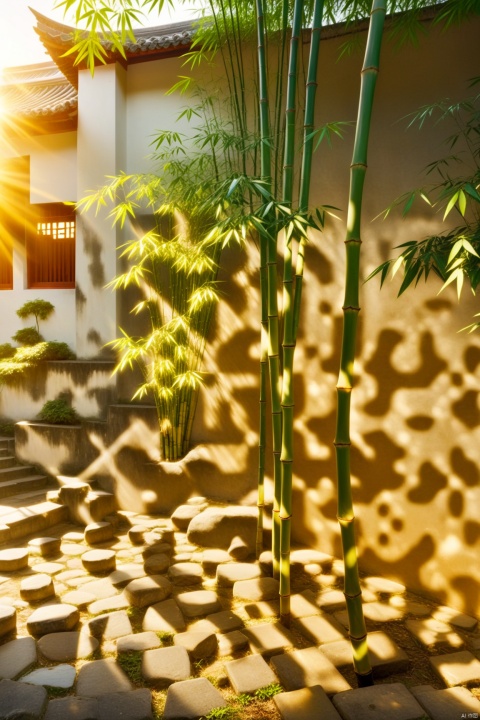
[349,631,368,642]
[344,238,362,245]
[361,65,380,75]
[337,515,355,526]
[344,590,362,600]
[350,162,367,170]
[342,305,360,312]
[279,514,292,520]
[333,441,351,447]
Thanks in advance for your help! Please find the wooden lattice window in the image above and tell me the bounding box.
[27,204,75,289]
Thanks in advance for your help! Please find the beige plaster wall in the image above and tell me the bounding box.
[171,19,479,615]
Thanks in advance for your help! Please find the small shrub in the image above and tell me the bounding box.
[38,399,79,425]
[17,299,54,331]
[15,342,75,364]
[0,344,15,359]
[12,327,43,346]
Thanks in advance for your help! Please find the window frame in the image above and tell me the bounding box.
[27,203,76,290]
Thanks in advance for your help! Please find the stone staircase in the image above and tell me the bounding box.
[0,436,68,543]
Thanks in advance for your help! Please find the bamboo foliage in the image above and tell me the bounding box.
[334,0,387,686]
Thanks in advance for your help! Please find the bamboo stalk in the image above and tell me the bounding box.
[293,0,324,334]
[334,0,386,687]
[256,236,268,559]
[279,0,303,627]
[255,0,282,579]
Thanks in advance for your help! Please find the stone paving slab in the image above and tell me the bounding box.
[0,605,16,637]
[142,646,191,688]
[27,603,80,636]
[243,622,296,658]
[168,562,203,586]
[81,578,118,600]
[44,695,98,720]
[429,650,480,687]
[218,630,249,656]
[97,689,153,720]
[432,605,478,631]
[38,631,99,662]
[240,600,279,619]
[228,536,251,561]
[233,577,279,602]
[85,610,133,640]
[88,593,130,615]
[143,599,186,634]
[271,646,351,695]
[176,590,221,618]
[0,678,47,720]
[31,561,65,576]
[290,591,321,619]
[405,617,465,651]
[274,685,342,720]
[0,636,37,679]
[63,590,97,608]
[319,631,409,678]
[77,658,133,697]
[317,590,346,612]
[293,612,346,645]
[362,601,405,623]
[290,549,333,569]
[363,577,406,596]
[109,564,146,587]
[164,677,226,720]
[124,575,172,608]
[216,562,262,587]
[389,596,432,617]
[173,630,218,660]
[20,573,55,603]
[0,548,29,571]
[411,684,480,720]
[28,537,62,557]
[225,653,278,694]
[117,632,161,653]
[332,683,426,720]
[171,504,202,531]
[82,549,116,573]
[144,554,170,575]
[192,610,244,634]
[21,664,76,689]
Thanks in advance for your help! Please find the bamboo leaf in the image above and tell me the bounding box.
[443,191,459,220]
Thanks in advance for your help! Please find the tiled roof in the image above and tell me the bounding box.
[31,9,195,88]
[1,63,77,119]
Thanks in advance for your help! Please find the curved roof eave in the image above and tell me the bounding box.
[30,7,195,89]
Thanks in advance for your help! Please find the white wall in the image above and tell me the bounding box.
[0,131,77,350]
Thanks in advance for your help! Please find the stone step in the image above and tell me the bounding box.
[0,456,17,469]
[0,465,36,482]
[0,501,68,542]
[0,475,48,499]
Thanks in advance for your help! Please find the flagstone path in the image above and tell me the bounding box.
[0,496,478,720]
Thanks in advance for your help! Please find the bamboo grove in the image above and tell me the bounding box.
[64,0,478,686]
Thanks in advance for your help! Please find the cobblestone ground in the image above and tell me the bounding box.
[0,498,479,720]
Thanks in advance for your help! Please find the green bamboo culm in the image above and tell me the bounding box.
[279,0,304,626]
[256,236,268,558]
[293,0,324,336]
[334,0,386,687]
[255,0,283,579]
